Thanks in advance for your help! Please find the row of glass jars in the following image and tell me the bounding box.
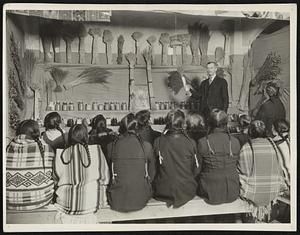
[155,101,201,110]
[47,101,128,112]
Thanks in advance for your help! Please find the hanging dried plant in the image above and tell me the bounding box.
[63,67,111,90]
[49,67,69,92]
[117,35,125,64]
[251,52,282,94]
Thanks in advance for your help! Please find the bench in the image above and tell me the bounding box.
[6,196,251,224]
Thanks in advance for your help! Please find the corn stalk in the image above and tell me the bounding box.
[117,35,125,64]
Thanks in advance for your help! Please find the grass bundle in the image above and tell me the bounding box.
[49,67,69,92]
[88,28,102,64]
[198,24,210,65]
[63,67,111,90]
[159,33,170,66]
[103,30,114,64]
[188,22,201,65]
[61,21,79,63]
[78,23,88,64]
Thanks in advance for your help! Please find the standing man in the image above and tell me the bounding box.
[191,61,229,120]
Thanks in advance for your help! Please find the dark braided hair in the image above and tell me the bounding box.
[60,124,91,168]
[135,110,151,129]
[273,119,290,149]
[89,114,107,134]
[164,109,185,133]
[247,120,267,175]
[206,109,233,157]
[16,120,46,171]
[44,112,66,148]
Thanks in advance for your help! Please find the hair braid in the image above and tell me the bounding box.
[56,125,66,148]
[81,142,91,168]
[34,137,46,172]
[247,138,255,175]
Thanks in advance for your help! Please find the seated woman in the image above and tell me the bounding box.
[234,114,251,147]
[198,109,241,205]
[42,112,67,151]
[135,109,161,146]
[53,124,110,224]
[255,82,286,137]
[153,109,199,208]
[106,113,156,212]
[6,120,55,210]
[88,114,117,164]
[238,120,288,222]
[186,113,207,143]
[272,119,290,187]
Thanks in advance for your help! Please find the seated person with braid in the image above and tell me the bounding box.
[106,113,156,212]
[88,114,117,165]
[197,109,241,205]
[153,110,200,208]
[53,124,110,224]
[6,120,55,211]
[238,120,288,222]
[42,112,68,151]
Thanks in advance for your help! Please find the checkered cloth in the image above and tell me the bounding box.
[6,135,55,211]
[238,138,287,207]
[54,144,110,215]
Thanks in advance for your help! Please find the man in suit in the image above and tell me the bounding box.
[191,61,229,120]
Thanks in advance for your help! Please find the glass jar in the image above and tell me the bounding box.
[155,102,160,110]
[85,104,91,111]
[62,102,68,111]
[69,102,74,111]
[92,102,98,111]
[98,103,104,111]
[115,102,120,111]
[110,102,115,111]
[55,101,61,111]
[104,102,110,111]
[159,102,164,110]
[78,101,84,111]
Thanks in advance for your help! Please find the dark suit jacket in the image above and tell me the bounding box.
[192,75,229,114]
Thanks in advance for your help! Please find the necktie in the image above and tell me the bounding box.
[209,77,213,85]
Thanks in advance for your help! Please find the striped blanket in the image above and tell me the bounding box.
[54,144,110,215]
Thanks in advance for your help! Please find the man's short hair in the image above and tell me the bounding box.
[206,61,218,67]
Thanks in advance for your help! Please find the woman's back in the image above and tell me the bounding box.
[6,135,55,210]
[153,131,198,208]
[107,134,155,212]
[238,138,287,206]
[42,129,68,150]
[54,144,110,215]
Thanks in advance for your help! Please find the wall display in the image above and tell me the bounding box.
[198,24,210,66]
[48,67,69,92]
[188,22,201,66]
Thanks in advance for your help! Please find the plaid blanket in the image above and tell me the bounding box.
[54,144,110,215]
[238,138,287,207]
[6,135,55,211]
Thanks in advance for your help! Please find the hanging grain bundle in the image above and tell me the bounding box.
[103,30,114,64]
[78,23,88,64]
[188,22,200,65]
[159,33,170,66]
[147,35,157,64]
[198,24,210,65]
[117,35,125,64]
[49,67,69,92]
[61,21,78,63]
[63,67,112,90]
[132,32,143,64]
